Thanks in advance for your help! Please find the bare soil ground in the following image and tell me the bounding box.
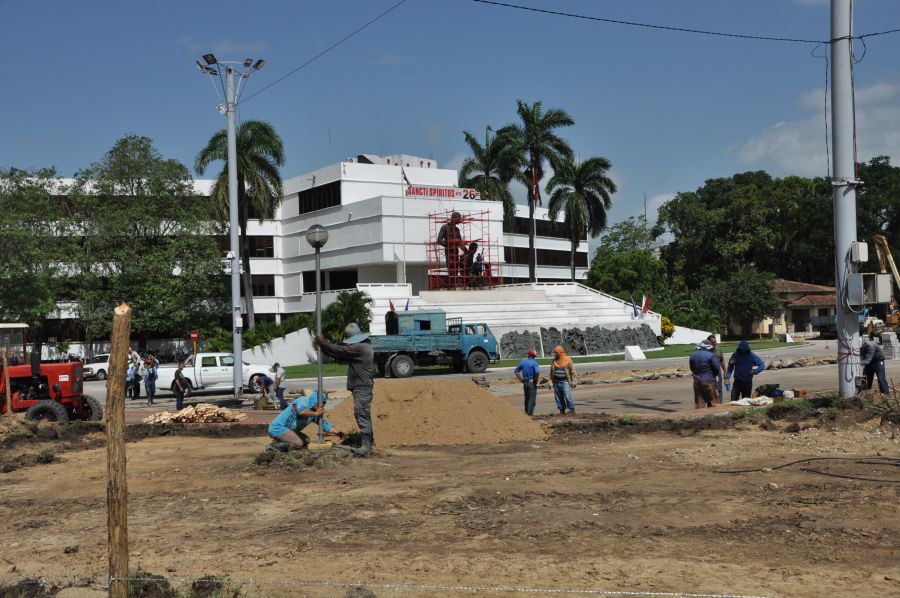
[2,414,899,597]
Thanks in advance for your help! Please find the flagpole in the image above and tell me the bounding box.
[400,167,407,285]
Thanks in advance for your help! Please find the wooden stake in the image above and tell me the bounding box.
[106,303,132,598]
[2,349,11,417]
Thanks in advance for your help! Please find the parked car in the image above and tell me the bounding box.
[82,354,111,380]
[156,353,272,397]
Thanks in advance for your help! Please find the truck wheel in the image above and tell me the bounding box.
[466,351,489,373]
[24,400,70,423]
[82,395,104,421]
[172,380,193,399]
[248,375,262,394]
[96,369,107,381]
[391,355,414,378]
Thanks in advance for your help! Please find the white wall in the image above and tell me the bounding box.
[241,328,316,367]
[665,325,715,346]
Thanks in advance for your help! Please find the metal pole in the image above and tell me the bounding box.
[315,246,324,443]
[226,66,243,400]
[831,0,860,397]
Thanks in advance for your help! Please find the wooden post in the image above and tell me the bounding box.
[106,303,132,598]
[2,349,11,417]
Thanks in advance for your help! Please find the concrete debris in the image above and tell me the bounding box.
[767,355,837,369]
[500,330,542,359]
[500,324,661,359]
[143,404,246,424]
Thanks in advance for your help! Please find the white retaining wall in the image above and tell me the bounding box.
[242,328,316,367]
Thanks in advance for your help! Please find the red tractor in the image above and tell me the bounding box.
[1,358,103,422]
[1,324,102,422]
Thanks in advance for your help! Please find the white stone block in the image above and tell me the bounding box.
[624,345,647,361]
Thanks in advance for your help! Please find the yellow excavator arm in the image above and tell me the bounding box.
[873,235,900,320]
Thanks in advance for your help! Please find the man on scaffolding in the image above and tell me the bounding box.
[437,211,465,286]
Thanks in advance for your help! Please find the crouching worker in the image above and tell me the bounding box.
[266,391,342,452]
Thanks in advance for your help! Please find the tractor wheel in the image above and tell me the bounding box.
[172,379,193,399]
[24,400,70,423]
[390,355,415,378]
[96,369,107,381]
[82,395,104,421]
[466,351,489,374]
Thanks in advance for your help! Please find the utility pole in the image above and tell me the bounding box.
[197,55,265,401]
[830,0,861,397]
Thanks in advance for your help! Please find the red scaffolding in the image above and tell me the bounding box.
[427,209,502,291]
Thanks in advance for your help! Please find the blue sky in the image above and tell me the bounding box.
[3,0,899,236]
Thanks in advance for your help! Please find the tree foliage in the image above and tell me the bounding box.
[322,291,374,342]
[0,168,75,348]
[547,157,617,281]
[458,127,521,227]
[70,135,227,345]
[195,120,285,328]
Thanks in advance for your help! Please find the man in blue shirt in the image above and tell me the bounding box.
[515,348,541,416]
[689,341,721,408]
[726,340,767,401]
[266,391,343,452]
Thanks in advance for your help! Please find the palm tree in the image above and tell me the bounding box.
[546,157,617,281]
[458,126,521,227]
[195,120,284,328]
[322,290,374,342]
[501,100,574,282]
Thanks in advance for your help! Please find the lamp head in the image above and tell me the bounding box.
[202,53,217,65]
[305,224,329,249]
[253,59,266,70]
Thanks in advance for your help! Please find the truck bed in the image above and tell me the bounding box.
[370,333,462,353]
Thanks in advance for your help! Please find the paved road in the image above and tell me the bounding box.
[85,340,898,418]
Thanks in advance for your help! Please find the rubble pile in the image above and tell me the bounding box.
[767,355,838,369]
[143,404,246,424]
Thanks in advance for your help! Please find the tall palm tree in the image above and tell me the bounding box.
[546,157,617,281]
[458,126,522,228]
[501,100,574,282]
[195,120,284,328]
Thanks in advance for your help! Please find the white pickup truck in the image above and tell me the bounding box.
[156,352,273,397]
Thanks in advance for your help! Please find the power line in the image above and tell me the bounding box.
[474,0,899,45]
[242,0,409,104]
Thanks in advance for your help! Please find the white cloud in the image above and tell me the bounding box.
[442,152,467,173]
[737,75,900,176]
[177,36,264,56]
[375,53,401,65]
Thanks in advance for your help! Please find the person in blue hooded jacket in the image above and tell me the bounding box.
[266,391,343,452]
[725,340,766,401]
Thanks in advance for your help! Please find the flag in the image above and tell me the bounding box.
[629,296,639,319]
[404,299,409,311]
[641,295,651,315]
[531,170,542,206]
[401,167,411,186]
[389,300,396,312]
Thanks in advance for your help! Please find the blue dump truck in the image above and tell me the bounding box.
[372,309,499,378]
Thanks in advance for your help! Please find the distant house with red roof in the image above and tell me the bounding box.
[741,279,835,337]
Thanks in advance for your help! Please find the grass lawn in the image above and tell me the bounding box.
[283,340,797,378]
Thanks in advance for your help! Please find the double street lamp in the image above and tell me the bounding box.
[306,225,329,443]
[196,53,264,401]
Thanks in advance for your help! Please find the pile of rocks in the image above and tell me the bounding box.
[767,355,838,369]
[143,404,246,424]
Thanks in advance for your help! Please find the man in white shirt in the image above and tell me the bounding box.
[271,362,287,409]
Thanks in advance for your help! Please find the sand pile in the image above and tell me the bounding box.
[309,379,547,447]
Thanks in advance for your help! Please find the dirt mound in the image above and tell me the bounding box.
[312,379,548,447]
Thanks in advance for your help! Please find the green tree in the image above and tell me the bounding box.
[195,120,285,328]
[546,156,617,280]
[71,135,228,348]
[0,167,75,353]
[598,214,658,252]
[321,291,373,342]
[586,247,666,301]
[501,100,574,282]
[704,265,781,337]
[458,126,522,227]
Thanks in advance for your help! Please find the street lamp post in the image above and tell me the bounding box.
[196,53,265,401]
[305,225,329,443]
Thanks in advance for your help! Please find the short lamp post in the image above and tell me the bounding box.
[305,225,329,443]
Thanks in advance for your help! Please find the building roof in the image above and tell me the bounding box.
[784,293,836,308]
[773,278,834,294]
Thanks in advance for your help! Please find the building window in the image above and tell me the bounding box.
[792,309,810,325]
[329,269,358,290]
[250,275,275,297]
[302,271,325,293]
[504,216,586,241]
[818,308,830,317]
[298,181,341,215]
[504,247,588,268]
[247,236,274,258]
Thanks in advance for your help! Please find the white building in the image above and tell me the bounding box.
[243,153,589,323]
